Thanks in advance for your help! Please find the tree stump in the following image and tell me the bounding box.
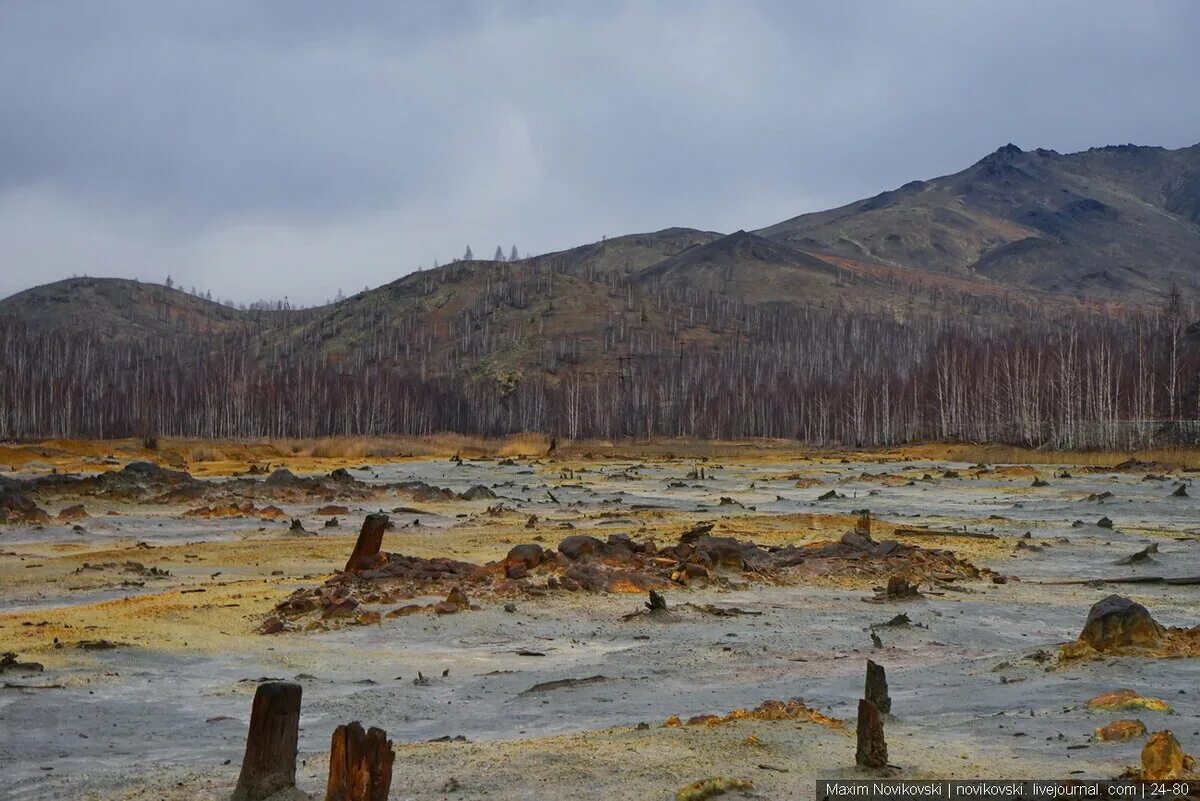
[325,721,395,801]
[646,590,668,613]
[865,659,891,714]
[344,514,389,573]
[232,681,302,801]
[855,511,871,539]
[856,698,888,768]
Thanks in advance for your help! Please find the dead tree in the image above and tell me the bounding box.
[325,722,395,801]
[232,681,302,801]
[344,514,389,573]
[865,659,891,714]
[855,698,888,768]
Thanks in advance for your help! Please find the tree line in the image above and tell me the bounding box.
[0,264,1196,449]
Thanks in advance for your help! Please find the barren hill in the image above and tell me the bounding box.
[757,142,1200,300]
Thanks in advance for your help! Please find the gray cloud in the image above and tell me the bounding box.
[1,0,1198,303]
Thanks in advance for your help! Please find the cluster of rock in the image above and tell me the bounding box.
[0,478,48,523]
[0,461,504,525]
[662,698,842,730]
[265,512,986,632]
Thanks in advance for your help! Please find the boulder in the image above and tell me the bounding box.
[1079,595,1165,651]
[558,535,604,560]
[1095,719,1147,742]
[1140,731,1195,780]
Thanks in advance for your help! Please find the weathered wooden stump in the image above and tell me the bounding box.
[232,681,302,801]
[325,721,395,801]
[646,590,668,613]
[865,659,891,714]
[856,698,888,768]
[344,514,389,573]
[855,511,871,539]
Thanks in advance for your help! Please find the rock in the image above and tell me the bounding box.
[1086,689,1172,713]
[1172,483,1189,497]
[855,698,888,768]
[1079,595,1165,651]
[325,721,394,801]
[328,468,355,483]
[840,531,875,552]
[232,682,302,801]
[504,543,546,569]
[1097,516,1113,528]
[564,564,606,592]
[316,504,350,516]
[458,485,497,500]
[1095,719,1147,742]
[434,586,469,614]
[344,514,390,573]
[0,651,44,673]
[1139,731,1195,780]
[265,468,299,486]
[817,490,841,501]
[865,659,891,714]
[258,617,285,635]
[57,504,88,521]
[558,535,603,560]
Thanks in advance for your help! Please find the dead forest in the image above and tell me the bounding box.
[1,261,1197,449]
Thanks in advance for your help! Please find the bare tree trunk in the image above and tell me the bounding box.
[855,698,888,768]
[325,722,394,801]
[232,681,302,801]
[344,514,389,573]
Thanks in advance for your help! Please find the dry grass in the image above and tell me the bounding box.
[6,435,1200,476]
[914,443,1200,469]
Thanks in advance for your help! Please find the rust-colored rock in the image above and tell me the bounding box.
[856,698,888,768]
[344,514,389,573]
[232,681,302,801]
[57,504,88,521]
[865,660,891,715]
[1086,689,1172,713]
[325,722,394,801]
[1095,719,1147,742]
[1139,731,1196,780]
[1079,595,1165,652]
[505,543,546,569]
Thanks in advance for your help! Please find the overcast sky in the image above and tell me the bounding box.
[2,1,1198,304]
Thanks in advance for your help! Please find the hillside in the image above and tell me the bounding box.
[0,277,263,339]
[2,141,1197,387]
[757,142,1200,300]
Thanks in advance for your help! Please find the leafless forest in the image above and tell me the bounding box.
[1,262,1196,449]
